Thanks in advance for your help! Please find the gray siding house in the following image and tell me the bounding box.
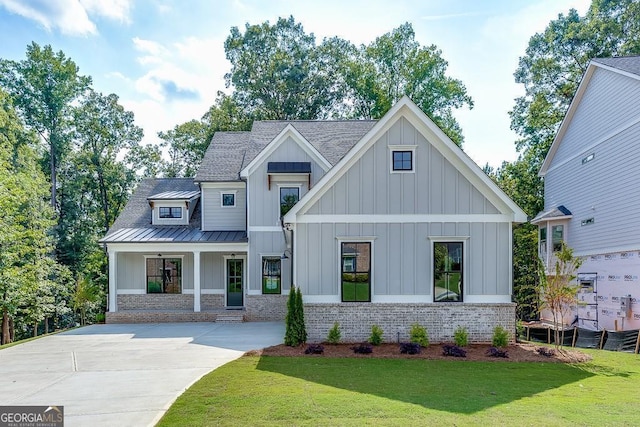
[533,57,640,331]
[102,96,526,342]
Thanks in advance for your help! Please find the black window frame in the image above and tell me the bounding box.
[341,242,371,302]
[392,150,413,171]
[221,192,235,207]
[159,206,182,219]
[433,242,463,302]
[261,257,282,294]
[279,187,299,216]
[146,257,182,294]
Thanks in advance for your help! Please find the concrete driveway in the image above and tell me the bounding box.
[0,322,284,426]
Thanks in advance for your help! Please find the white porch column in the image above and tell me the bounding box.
[193,250,201,312]
[108,250,117,312]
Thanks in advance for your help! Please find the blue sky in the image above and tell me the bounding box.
[0,0,590,168]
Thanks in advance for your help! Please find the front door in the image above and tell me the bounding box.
[227,259,244,307]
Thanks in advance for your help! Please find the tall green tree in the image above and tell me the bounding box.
[341,23,473,145]
[0,42,91,210]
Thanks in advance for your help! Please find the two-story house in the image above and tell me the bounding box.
[533,56,640,332]
[102,96,527,342]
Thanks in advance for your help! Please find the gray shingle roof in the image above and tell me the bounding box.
[592,56,640,76]
[194,120,377,182]
[102,178,247,243]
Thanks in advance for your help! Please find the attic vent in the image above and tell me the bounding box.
[582,153,595,164]
[581,218,595,226]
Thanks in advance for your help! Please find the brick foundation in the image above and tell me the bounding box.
[202,294,224,310]
[117,294,193,310]
[245,294,288,321]
[303,303,516,343]
[106,311,218,323]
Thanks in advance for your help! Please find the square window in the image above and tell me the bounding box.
[222,193,235,207]
[146,258,182,293]
[392,151,413,171]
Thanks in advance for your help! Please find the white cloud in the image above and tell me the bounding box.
[0,0,132,35]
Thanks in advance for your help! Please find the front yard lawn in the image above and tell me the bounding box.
[158,348,640,426]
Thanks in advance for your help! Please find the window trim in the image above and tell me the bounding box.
[338,239,373,302]
[261,256,282,294]
[389,145,417,174]
[221,191,237,208]
[158,206,182,219]
[143,255,184,294]
[429,236,468,303]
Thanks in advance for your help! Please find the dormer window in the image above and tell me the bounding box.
[159,207,182,219]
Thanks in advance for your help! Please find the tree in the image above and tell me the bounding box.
[341,23,473,145]
[284,285,306,346]
[225,16,340,120]
[0,42,91,209]
[538,244,582,349]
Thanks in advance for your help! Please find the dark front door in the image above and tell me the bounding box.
[227,259,244,307]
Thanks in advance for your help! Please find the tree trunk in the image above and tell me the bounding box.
[2,309,11,345]
[50,142,57,210]
[34,321,38,337]
[45,317,49,334]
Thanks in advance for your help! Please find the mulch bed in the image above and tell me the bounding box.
[252,342,592,363]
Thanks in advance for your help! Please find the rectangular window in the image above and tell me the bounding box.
[341,242,371,302]
[159,207,182,219]
[280,187,299,216]
[221,193,235,207]
[262,257,281,294]
[434,242,463,302]
[539,227,547,254]
[392,150,413,171]
[146,258,182,293]
[552,225,564,252]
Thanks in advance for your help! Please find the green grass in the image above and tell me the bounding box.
[158,349,640,426]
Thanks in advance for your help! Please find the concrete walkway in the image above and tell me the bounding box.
[0,322,284,426]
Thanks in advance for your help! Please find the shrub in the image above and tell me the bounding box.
[304,344,324,354]
[351,343,373,354]
[399,342,422,355]
[442,344,467,357]
[327,322,341,344]
[409,323,429,347]
[368,324,384,345]
[453,326,468,347]
[537,347,556,357]
[284,285,307,346]
[492,326,510,348]
[95,312,105,323]
[486,347,509,358]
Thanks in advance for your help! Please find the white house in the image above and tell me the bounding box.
[533,56,640,331]
[102,96,527,342]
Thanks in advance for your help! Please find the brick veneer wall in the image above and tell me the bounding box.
[304,303,516,343]
[106,311,217,323]
[117,294,193,310]
[244,294,288,321]
[201,294,224,310]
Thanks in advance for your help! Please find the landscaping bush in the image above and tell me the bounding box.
[351,343,373,354]
[304,344,324,354]
[368,324,384,345]
[327,322,341,344]
[454,326,468,347]
[409,323,429,347]
[492,326,510,348]
[399,342,422,355]
[442,344,467,357]
[537,347,556,357]
[486,347,509,358]
[284,285,307,346]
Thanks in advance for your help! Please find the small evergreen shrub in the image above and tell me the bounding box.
[284,286,307,346]
[537,347,555,357]
[304,344,325,354]
[442,344,467,357]
[368,324,384,345]
[327,322,341,344]
[399,342,422,355]
[351,343,373,354]
[492,326,510,348]
[453,326,468,347]
[409,323,429,347]
[486,347,509,358]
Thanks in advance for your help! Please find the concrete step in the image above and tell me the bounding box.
[216,312,245,323]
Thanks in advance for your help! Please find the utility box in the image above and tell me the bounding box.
[620,295,632,317]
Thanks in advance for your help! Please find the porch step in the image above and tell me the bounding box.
[216,312,245,323]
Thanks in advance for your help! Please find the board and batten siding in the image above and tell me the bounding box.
[116,253,194,291]
[201,185,246,231]
[200,253,224,290]
[550,68,640,166]
[545,119,640,255]
[247,136,328,227]
[306,117,500,216]
[247,231,292,293]
[295,222,511,298]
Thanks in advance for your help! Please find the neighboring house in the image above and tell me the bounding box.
[102,96,527,342]
[533,56,640,331]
